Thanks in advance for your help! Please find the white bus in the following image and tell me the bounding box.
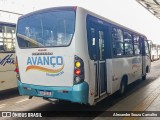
[15,7,151,105]
[151,44,158,61]
[157,45,160,60]
[147,40,152,61]
[0,22,17,91]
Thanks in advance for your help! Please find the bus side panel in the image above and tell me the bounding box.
[0,71,17,90]
[88,60,96,105]
[112,58,128,93]
[106,59,113,94]
[112,57,142,93]
[0,53,17,90]
[143,56,151,74]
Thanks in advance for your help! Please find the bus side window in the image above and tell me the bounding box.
[133,35,140,55]
[0,26,15,52]
[112,28,124,56]
[0,27,4,51]
[88,27,97,60]
[99,30,105,60]
[124,32,133,55]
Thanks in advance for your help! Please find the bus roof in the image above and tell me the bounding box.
[0,21,16,27]
[79,7,147,38]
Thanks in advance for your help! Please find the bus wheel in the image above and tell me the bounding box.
[142,75,146,80]
[118,79,127,96]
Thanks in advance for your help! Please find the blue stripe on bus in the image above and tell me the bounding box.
[18,81,89,104]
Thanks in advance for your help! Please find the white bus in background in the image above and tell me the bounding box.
[0,22,17,91]
[147,40,153,61]
[15,6,151,105]
[151,44,158,61]
[157,45,160,60]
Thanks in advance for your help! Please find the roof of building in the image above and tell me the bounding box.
[137,0,160,20]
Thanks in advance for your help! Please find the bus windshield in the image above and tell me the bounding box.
[17,10,75,48]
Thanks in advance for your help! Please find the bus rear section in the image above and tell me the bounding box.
[16,7,89,104]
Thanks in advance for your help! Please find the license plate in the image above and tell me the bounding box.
[39,90,52,96]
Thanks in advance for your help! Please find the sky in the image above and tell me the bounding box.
[0,0,160,44]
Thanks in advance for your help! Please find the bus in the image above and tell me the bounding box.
[151,44,158,61]
[15,6,151,105]
[0,22,17,91]
[147,40,153,61]
[157,45,160,60]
